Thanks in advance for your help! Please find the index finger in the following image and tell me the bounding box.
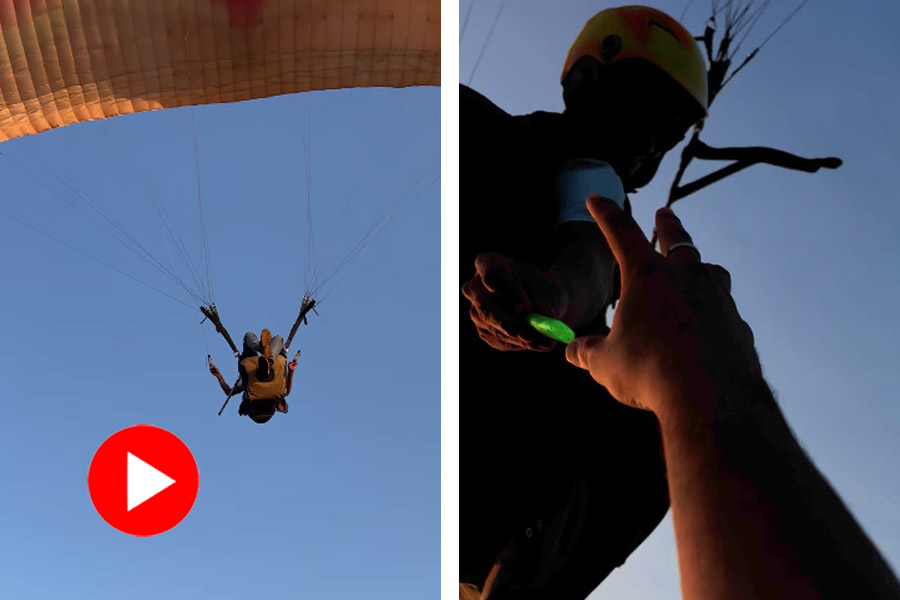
[586,195,655,275]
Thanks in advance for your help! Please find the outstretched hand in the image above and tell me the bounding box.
[566,196,761,422]
[208,356,221,377]
[461,252,569,352]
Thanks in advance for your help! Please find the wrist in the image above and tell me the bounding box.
[545,271,600,328]
[654,370,777,436]
[548,223,617,326]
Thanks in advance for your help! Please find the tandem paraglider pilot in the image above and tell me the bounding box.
[208,329,299,423]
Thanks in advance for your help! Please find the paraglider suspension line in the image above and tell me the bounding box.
[200,304,240,356]
[284,295,318,350]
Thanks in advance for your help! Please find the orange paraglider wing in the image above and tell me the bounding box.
[0,0,440,142]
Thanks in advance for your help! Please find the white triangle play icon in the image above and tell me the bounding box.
[127,452,176,511]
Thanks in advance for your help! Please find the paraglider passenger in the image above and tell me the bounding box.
[208,329,299,424]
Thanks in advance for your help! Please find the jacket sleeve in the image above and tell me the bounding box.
[460,84,514,146]
[232,364,246,394]
[460,84,509,119]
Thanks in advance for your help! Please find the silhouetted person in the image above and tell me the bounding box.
[460,5,710,598]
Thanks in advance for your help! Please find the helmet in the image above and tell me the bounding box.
[248,407,275,424]
[561,5,708,116]
[239,398,277,424]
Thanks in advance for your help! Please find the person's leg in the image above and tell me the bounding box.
[242,332,260,359]
[271,335,285,359]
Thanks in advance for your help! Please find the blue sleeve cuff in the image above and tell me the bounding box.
[556,159,626,224]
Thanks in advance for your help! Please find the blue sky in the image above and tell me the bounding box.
[0,86,439,598]
[461,1,900,597]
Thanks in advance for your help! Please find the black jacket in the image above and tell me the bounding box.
[459,83,669,600]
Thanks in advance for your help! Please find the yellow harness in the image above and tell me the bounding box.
[239,354,287,402]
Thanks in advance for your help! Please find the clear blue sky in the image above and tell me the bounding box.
[0,86,439,598]
[461,1,900,597]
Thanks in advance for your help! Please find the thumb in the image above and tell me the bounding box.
[566,334,607,371]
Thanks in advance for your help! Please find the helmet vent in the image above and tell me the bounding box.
[600,34,621,62]
[649,20,678,40]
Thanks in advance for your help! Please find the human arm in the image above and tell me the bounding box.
[566,197,900,599]
[544,160,627,329]
[461,208,618,352]
[274,357,296,414]
[208,358,243,396]
[661,375,900,599]
[284,352,298,397]
[462,237,614,351]
[546,220,618,328]
[459,88,618,351]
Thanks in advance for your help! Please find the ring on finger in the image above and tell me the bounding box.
[665,241,701,260]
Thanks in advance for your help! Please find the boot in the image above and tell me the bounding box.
[261,328,272,361]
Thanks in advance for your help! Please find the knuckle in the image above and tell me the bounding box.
[462,278,486,302]
[481,270,503,291]
[681,259,706,280]
[705,263,733,292]
[575,337,599,364]
[484,313,503,331]
[742,320,755,344]
[714,263,730,276]
[477,331,497,348]
[474,252,501,272]
[718,267,733,291]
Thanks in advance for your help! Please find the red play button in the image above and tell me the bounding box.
[87,425,199,536]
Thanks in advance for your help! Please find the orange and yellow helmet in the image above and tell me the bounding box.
[562,5,708,116]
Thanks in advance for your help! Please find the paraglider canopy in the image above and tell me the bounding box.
[0,0,440,142]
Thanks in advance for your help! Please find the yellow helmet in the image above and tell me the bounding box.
[562,5,708,115]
